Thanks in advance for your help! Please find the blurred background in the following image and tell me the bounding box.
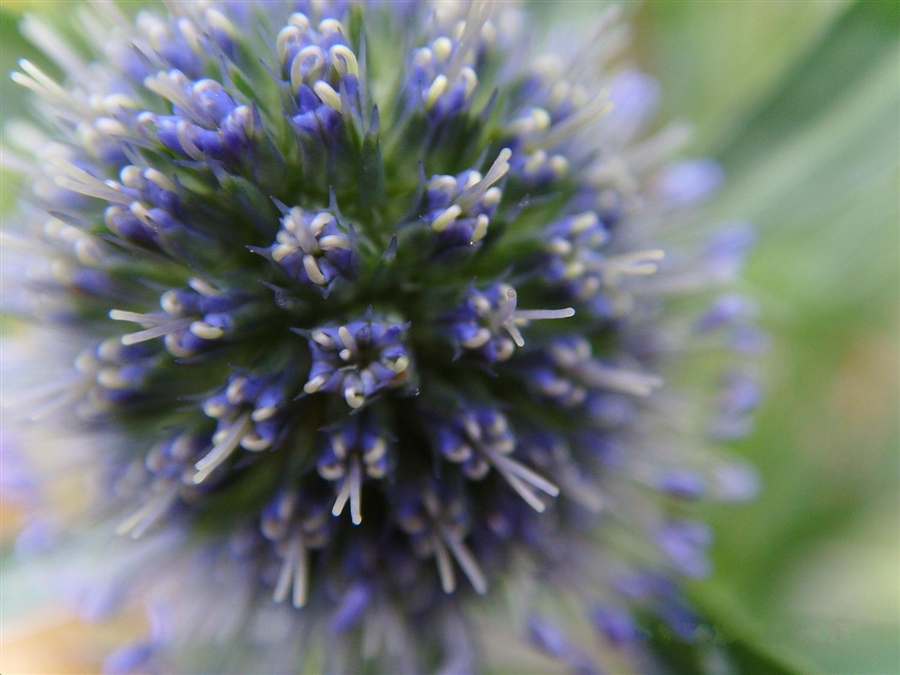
[1,1,898,673]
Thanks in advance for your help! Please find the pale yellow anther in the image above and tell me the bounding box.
[414,48,433,68]
[344,387,365,409]
[433,37,453,62]
[277,26,302,65]
[176,120,203,160]
[549,155,570,178]
[177,18,202,55]
[461,328,491,349]
[97,367,129,390]
[318,19,344,36]
[304,374,328,394]
[388,355,410,374]
[319,235,351,250]
[189,320,224,341]
[547,239,572,256]
[338,326,357,352]
[481,187,502,208]
[204,9,236,38]
[523,151,547,175]
[571,212,599,233]
[312,330,333,347]
[310,212,333,234]
[313,81,342,112]
[471,214,489,243]
[144,168,176,193]
[431,204,462,232]
[463,171,482,190]
[291,46,326,92]
[425,75,449,110]
[288,13,311,31]
[329,45,358,77]
[460,67,478,99]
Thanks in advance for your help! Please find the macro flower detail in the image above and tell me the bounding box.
[3,1,761,672]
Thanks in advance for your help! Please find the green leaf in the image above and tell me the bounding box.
[715,0,900,169]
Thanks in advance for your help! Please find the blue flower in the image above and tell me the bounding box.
[4,1,760,672]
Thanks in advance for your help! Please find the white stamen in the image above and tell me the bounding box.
[432,534,456,594]
[332,456,363,525]
[193,413,253,484]
[444,0,492,84]
[274,534,309,608]
[457,149,511,212]
[537,90,613,150]
[20,17,85,77]
[514,308,576,321]
[50,159,130,204]
[579,362,664,396]
[12,60,88,116]
[597,249,666,282]
[440,527,488,595]
[116,485,179,539]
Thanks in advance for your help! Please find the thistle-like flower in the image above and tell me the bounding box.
[3,1,762,672]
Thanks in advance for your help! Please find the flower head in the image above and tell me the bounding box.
[4,1,760,671]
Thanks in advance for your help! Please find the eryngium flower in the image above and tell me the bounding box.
[3,1,763,672]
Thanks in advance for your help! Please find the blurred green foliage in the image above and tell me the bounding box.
[2,1,897,673]
[634,2,899,673]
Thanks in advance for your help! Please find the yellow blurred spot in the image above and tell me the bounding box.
[1,607,147,674]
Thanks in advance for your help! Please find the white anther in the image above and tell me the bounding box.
[312,330,334,348]
[303,374,328,394]
[387,355,410,374]
[240,431,271,452]
[318,235,351,250]
[337,326,357,353]
[363,438,387,465]
[251,406,279,422]
[140,168,173,194]
[189,321,225,340]
[461,328,491,349]
[344,386,365,409]
[303,255,327,285]
[310,212,333,235]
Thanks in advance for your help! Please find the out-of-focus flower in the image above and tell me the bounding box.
[2,1,761,672]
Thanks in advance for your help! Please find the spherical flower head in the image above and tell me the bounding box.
[3,1,761,672]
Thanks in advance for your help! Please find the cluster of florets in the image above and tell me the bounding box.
[5,1,760,672]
